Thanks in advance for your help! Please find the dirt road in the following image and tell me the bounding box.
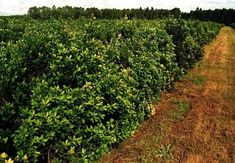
[100,27,235,163]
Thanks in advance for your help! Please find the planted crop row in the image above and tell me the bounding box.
[0,18,222,162]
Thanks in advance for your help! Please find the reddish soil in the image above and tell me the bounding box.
[99,27,235,163]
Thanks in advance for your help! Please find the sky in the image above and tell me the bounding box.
[0,0,234,15]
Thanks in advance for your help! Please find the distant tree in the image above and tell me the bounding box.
[171,8,181,18]
[28,6,40,19]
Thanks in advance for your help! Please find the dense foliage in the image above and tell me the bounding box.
[0,18,221,162]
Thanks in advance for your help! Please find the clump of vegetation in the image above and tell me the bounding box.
[156,144,173,160]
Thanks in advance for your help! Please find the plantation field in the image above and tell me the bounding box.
[0,18,222,162]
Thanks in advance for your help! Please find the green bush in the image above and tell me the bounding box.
[164,19,222,72]
[0,18,221,162]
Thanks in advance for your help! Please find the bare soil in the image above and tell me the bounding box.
[99,27,235,163]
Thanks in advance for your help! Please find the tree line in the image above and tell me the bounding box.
[27,6,181,19]
[27,6,235,25]
[182,8,235,25]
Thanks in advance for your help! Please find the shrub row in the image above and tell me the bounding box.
[0,18,222,162]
